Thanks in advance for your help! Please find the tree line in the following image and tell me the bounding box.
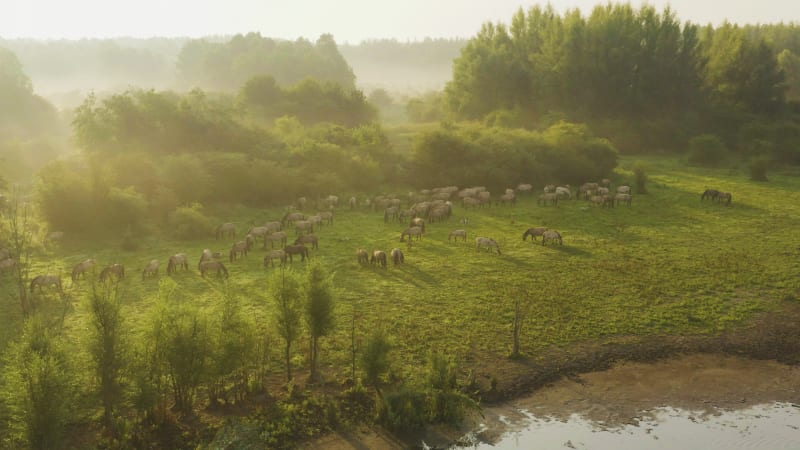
[439,4,800,164]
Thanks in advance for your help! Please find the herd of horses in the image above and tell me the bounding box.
[10,180,739,293]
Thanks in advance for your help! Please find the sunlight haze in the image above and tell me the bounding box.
[3,0,799,42]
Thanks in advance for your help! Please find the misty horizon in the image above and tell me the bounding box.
[3,0,799,43]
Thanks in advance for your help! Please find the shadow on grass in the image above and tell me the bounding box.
[544,245,592,257]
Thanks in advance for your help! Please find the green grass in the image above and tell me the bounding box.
[3,157,800,384]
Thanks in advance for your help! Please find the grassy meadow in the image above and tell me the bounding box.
[3,157,800,387]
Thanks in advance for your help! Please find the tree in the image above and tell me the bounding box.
[360,328,391,396]
[270,268,303,382]
[1,315,75,450]
[305,261,334,382]
[86,280,126,429]
[2,186,34,316]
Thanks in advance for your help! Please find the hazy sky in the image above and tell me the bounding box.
[3,0,799,43]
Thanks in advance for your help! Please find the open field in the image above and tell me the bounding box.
[3,157,800,390]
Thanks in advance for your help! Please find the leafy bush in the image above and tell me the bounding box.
[687,134,728,166]
[167,203,211,240]
[36,160,95,232]
[105,186,148,230]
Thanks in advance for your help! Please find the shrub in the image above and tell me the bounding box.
[105,186,148,231]
[749,157,770,181]
[167,203,211,240]
[687,134,728,166]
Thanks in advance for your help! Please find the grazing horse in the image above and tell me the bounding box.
[555,186,571,200]
[400,226,423,242]
[30,274,63,293]
[384,206,399,223]
[142,259,159,280]
[71,258,96,282]
[370,250,387,268]
[283,245,310,262]
[168,253,189,274]
[356,249,369,264]
[390,248,404,265]
[475,237,501,255]
[263,250,287,267]
[216,222,236,240]
[538,193,558,206]
[409,217,425,232]
[247,226,270,242]
[616,185,631,195]
[100,264,125,282]
[264,221,283,233]
[200,261,229,278]
[264,231,288,249]
[516,183,532,194]
[522,227,548,242]
[199,249,214,268]
[449,229,467,242]
[614,193,632,206]
[542,230,563,246]
[229,241,249,262]
[282,211,305,227]
[717,192,732,205]
[701,189,720,201]
[294,220,314,236]
[319,211,334,226]
[294,234,319,250]
[499,192,516,206]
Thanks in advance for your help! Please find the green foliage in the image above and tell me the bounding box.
[270,269,303,382]
[305,262,335,380]
[148,287,210,414]
[105,186,148,231]
[36,160,95,232]
[406,91,447,123]
[177,32,355,91]
[86,281,126,428]
[410,121,617,189]
[688,134,729,166]
[167,203,211,240]
[207,290,257,406]
[360,329,391,393]
[1,315,75,450]
[380,388,428,431]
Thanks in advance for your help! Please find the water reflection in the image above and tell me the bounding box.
[451,402,800,450]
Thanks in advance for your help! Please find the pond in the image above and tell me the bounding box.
[442,354,800,450]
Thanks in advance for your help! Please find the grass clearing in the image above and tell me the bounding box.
[2,157,799,386]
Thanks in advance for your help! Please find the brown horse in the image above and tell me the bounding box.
[390,248,404,265]
[283,245,310,262]
[100,264,125,282]
[200,260,229,278]
[264,221,283,233]
[522,227,548,242]
[263,250,287,267]
[142,259,159,280]
[400,226,423,242]
[294,234,319,250]
[30,274,63,293]
[71,258,96,282]
[198,249,213,268]
[701,189,720,201]
[356,249,369,264]
[717,192,732,205]
[215,222,236,240]
[370,250,387,268]
[294,220,314,236]
[168,253,189,274]
[538,193,558,206]
[541,230,563,246]
[229,241,249,262]
[264,231,288,249]
[475,237,501,255]
[449,229,467,242]
[409,217,425,232]
[319,211,334,226]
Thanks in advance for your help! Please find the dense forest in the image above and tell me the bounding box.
[2,3,800,449]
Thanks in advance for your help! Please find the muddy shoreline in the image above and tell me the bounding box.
[305,301,800,449]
